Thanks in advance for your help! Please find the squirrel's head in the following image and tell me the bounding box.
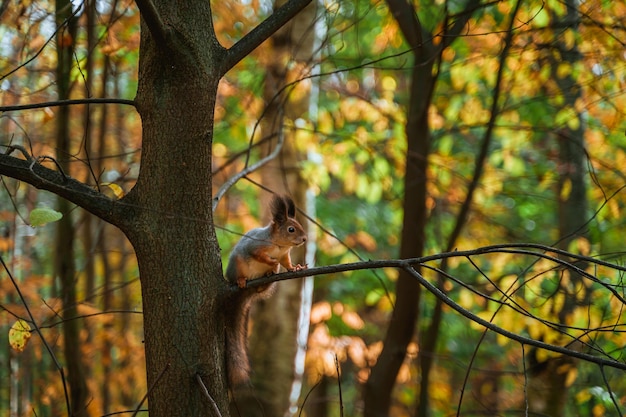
[270,195,307,247]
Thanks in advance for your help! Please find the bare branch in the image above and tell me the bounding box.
[243,242,626,286]
[131,363,170,417]
[0,146,127,227]
[0,255,72,416]
[400,264,626,371]
[220,0,312,75]
[600,365,624,417]
[195,374,222,417]
[243,244,626,321]
[212,125,285,212]
[335,355,344,417]
[233,243,626,371]
[0,97,136,113]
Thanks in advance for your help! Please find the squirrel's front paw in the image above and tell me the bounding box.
[236,277,247,288]
[293,264,308,271]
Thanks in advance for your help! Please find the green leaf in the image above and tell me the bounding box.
[29,207,63,227]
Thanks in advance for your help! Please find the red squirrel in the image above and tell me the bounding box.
[224,195,307,387]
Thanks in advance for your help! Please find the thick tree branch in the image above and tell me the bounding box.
[243,242,626,287]
[386,0,423,49]
[220,0,312,75]
[0,147,127,227]
[0,97,136,112]
[134,0,169,47]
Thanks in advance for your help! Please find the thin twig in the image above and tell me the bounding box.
[195,373,222,417]
[0,3,82,82]
[334,355,344,417]
[4,144,34,160]
[131,363,170,417]
[35,156,69,182]
[211,132,278,176]
[0,255,72,417]
[401,265,626,371]
[212,122,285,212]
[600,365,624,417]
[298,378,323,417]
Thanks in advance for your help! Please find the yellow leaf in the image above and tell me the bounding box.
[342,310,364,330]
[557,63,571,79]
[568,236,591,256]
[563,29,576,50]
[9,320,32,352]
[567,116,580,130]
[565,367,578,387]
[560,178,572,201]
[102,183,125,199]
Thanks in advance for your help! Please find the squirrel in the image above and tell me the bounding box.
[224,194,308,387]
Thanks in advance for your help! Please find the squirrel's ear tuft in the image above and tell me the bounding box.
[285,196,296,218]
[270,194,288,224]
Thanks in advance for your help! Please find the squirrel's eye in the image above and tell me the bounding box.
[288,226,295,233]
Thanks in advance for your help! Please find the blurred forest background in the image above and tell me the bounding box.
[1,0,626,416]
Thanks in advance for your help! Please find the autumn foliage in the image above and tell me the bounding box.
[1,0,626,416]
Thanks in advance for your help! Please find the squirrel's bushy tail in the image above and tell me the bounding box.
[225,290,253,388]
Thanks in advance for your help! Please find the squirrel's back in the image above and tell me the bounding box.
[224,226,273,283]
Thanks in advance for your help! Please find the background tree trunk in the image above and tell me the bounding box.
[363,4,433,413]
[55,1,89,415]
[527,0,588,412]
[237,3,317,415]
[365,2,481,415]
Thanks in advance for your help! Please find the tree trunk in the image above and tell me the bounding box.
[82,0,97,303]
[364,2,435,415]
[121,4,230,415]
[363,27,433,417]
[55,1,89,415]
[527,0,587,413]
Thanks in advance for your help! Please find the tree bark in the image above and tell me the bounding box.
[121,4,229,415]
